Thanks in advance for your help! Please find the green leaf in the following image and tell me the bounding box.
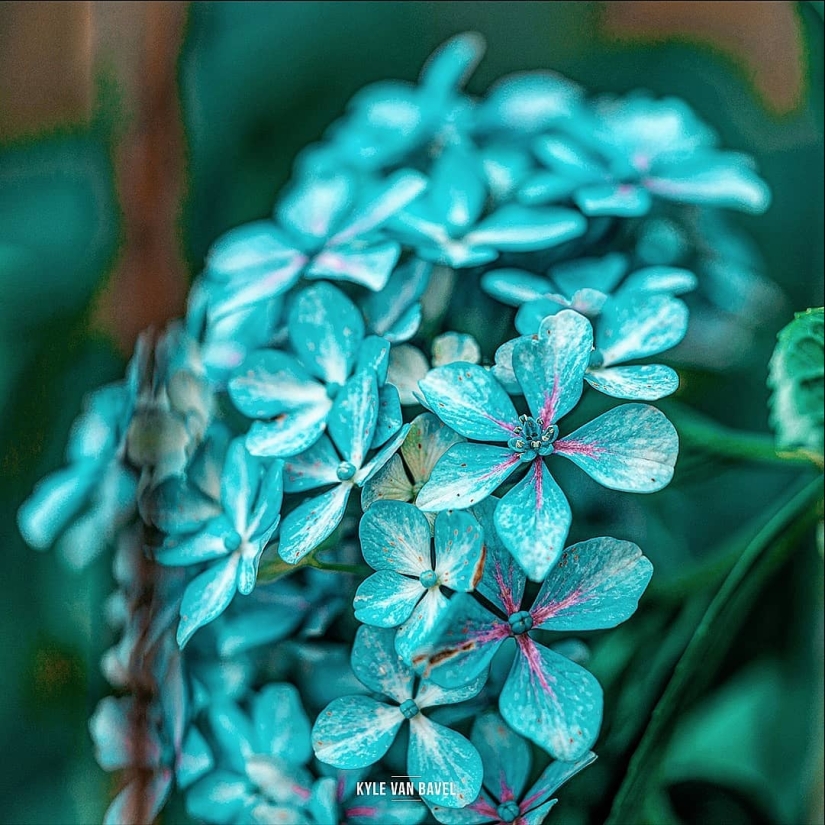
[606,475,823,825]
[768,307,824,466]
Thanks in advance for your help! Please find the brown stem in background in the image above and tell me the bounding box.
[91,1,190,352]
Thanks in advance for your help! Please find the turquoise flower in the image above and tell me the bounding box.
[391,146,588,268]
[417,310,678,579]
[532,94,770,216]
[278,369,409,563]
[154,437,283,647]
[186,684,314,824]
[17,341,143,569]
[203,168,426,320]
[311,626,484,807]
[228,282,401,457]
[354,501,485,662]
[414,499,652,761]
[430,712,595,824]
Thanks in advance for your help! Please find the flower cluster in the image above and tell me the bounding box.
[19,33,770,825]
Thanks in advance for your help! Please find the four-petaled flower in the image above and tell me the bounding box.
[312,625,485,807]
[414,498,653,760]
[355,500,485,661]
[155,437,283,647]
[430,712,595,825]
[417,309,678,579]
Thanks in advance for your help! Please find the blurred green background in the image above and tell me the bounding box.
[0,2,822,823]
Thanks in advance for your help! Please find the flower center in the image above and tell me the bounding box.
[508,610,533,636]
[223,530,242,552]
[336,461,356,481]
[508,414,557,461]
[497,801,522,823]
[588,349,604,369]
[399,699,420,719]
[326,381,342,400]
[419,569,439,588]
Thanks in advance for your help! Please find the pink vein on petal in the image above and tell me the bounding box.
[540,376,560,425]
[493,556,521,614]
[517,635,553,696]
[554,438,601,458]
[345,806,380,818]
[531,588,584,627]
[532,458,543,509]
[470,798,499,817]
[498,772,516,803]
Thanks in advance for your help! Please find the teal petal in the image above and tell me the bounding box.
[617,265,697,297]
[289,283,365,385]
[284,435,340,493]
[550,253,628,297]
[354,571,423,627]
[419,363,517,441]
[352,625,415,703]
[434,510,485,592]
[244,406,329,460]
[597,295,689,366]
[465,205,587,252]
[479,72,581,133]
[554,403,678,492]
[360,454,415,510]
[512,309,593,424]
[177,727,214,789]
[420,32,485,91]
[585,364,679,400]
[522,751,596,812]
[375,384,403,447]
[276,172,355,245]
[253,683,312,764]
[474,497,526,614]
[278,483,352,564]
[155,516,233,567]
[306,240,401,292]
[220,438,258,527]
[228,350,326,419]
[416,444,521,512]
[357,336,391,385]
[514,299,564,335]
[574,183,652,217]
[432,333,482,367]
[185,770,252,825]
[407,715,483,807]
[396,587,451,663]
[495,460,572,582]
[501,638,602,761]
[530,537,653,631]
[480,269,548,307]
[328,371,379,468]
[312,696,403,769]
[356,423,411,487]
[364,258,431,344]
[521,800,558,824]
[415,674,487,709]
[414,595,508,689]
[471,712,531,802]
[359,500,431,574]
[177,555,240,647]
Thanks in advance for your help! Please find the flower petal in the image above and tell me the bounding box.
[521,752,597,811]
[177,554,241,647]
[185,770,253,825]
[351,625,415,702]
[396,587,451,663]
[465,205,587,252]
[416,444,521,511]
[473,497,526,614]
[415,673,487,710]
[155,516,234,567]
[278,483,352,564]
[356,423,411,487]
[512,309,593,423]
[574,183,652,217]
[495,459,572,582]
[480,268,549,306]
[374,384,403,448]
[585,364,679,400]
[554,403,678,492]
[228,350,326,419]
[364,258,431,343]
[419,363,517,441]
[104,773,173,825]
[407,715,483,807]
[354,571,424,627]
[289,283,365,385]
[401,413,465,487]
[313,696,403,770]
[306,240,401,292]
[413,594,509,689]
[530,537,653,631]
[253,683,312,764]
[360,454,415,510]
[245,402,330,459]
[471,712,531,802]
[359,499,432,574]
[388,345,430,406]
[434,509,485,592]
[500,638,602,761]
[284,435,340,493]
[597,295,689,366]
[328,371,379,468]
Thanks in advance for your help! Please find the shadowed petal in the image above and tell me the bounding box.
[177,555,241,647]
[434,509,485,591]
[329,371,379,468]
[401,413,465,486]
[278,484,352,564]
[245,403,330,459]
[352,625,415,702]
[471,712,531,802]
[396,588,451,663]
